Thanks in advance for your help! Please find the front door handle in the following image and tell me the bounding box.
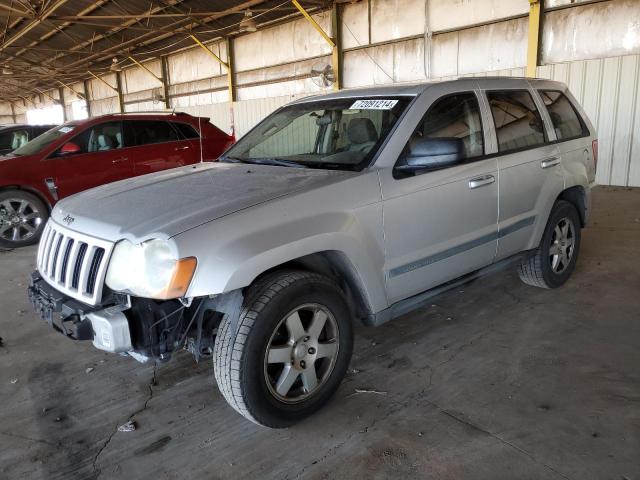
[468,175,495,189]
[112,157,128,164]
[541,156,560,169]
[175,145,190,151]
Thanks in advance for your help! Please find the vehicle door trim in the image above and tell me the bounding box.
[387,214,535,278]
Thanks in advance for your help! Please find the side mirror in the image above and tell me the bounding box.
[396,137,464,172]
[58,142,81,156]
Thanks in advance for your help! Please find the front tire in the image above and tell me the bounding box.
[518,200,581,289]
[213,271,354,428]
[0,190,48,249]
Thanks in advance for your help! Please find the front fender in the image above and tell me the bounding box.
[179,207,388,313]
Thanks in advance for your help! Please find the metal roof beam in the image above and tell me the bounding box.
[0,0,70,52]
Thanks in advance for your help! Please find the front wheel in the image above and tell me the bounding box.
[518,200,582,289]
[0,190,48,249]
[213,271,353,428]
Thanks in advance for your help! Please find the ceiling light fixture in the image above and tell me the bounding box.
[239,10,257,33]
[109,57,121,72]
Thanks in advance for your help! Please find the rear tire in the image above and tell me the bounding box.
[518,200,581,289]
[213,270,353,428]
[0,190,48,249]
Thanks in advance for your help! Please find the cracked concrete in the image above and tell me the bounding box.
[1,186,639,479]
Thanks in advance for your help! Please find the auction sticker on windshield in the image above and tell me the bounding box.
[350,99,398,110]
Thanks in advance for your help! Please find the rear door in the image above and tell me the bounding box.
[171,121,204,164]
[50,120,133,198]
[537,88,593,183]
[481,86,564,260]
[123,120,195,175]
[380,85,499,304]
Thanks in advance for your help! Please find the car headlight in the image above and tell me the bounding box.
[105,239,197,300]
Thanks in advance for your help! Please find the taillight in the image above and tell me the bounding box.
[592,139,598,171]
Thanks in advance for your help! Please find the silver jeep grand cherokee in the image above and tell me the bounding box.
[29,78,597,427]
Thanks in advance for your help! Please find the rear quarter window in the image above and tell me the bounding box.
[539,90,589,141]
[172,122,200,139]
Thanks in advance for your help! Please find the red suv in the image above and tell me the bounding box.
[0,112,234,248]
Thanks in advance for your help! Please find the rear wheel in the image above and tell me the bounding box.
[213,271,353,428]
[0,190,48,248]
[518,200,581,288]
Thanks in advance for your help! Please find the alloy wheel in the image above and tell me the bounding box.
[0,198,43,243]
[549,217,575,274]
[264,303,340,403]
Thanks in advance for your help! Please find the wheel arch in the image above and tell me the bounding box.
[0,185,52,213]
[250,250,375,323]
[557,185,586,227]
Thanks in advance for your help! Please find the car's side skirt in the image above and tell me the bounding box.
[364,250,535,327]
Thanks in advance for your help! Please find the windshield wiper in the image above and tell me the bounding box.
[223,157,307,168]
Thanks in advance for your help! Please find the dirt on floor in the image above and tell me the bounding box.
[1,186,639,480]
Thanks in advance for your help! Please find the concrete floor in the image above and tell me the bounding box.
[1,186,639,480]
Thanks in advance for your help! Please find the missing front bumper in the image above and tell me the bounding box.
[28,271,132,352]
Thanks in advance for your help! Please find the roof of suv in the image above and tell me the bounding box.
[292,77,565,105]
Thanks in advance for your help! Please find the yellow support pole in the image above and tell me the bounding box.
[526,0,543,78]
[128,56,163,84]
[87,70,119,93]
[291,0,335,48]
[190,34,228,67]
[56,80,85,100]
[292,0,341,90]
[190,33,236,136]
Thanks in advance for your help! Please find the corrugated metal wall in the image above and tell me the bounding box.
[536,55,640,187]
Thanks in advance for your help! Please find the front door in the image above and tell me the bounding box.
[381,90,499,304]
[50,120,133,198]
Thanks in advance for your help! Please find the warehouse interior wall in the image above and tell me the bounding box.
[2,0,639,186]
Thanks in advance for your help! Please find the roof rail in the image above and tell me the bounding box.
[107,111,189,116]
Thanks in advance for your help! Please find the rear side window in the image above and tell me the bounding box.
[124,120,180,146]
[487,90,546,153]
[412,92,485,160]
[539,90,588,140]
[172,122,200,139]
[0,129,28,150]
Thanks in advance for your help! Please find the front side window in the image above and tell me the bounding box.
[539,90,588,140]
[69,121,123,154]
[12,124,75,156]
[487,90,546,153]
[413,92,484,160]
[223,97,411,171]
[124,120,179,146]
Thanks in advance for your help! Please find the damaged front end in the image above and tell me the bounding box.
[28,270,242,363]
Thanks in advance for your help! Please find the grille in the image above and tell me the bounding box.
[37,220,114,305]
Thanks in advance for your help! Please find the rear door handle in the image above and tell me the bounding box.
[175,145,190,151]
[112,157,128,164]
[468,175,495,189]
[541,157,560,169]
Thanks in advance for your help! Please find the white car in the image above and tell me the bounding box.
[29,77,597,427]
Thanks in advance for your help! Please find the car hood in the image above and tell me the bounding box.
[52,162,358,242]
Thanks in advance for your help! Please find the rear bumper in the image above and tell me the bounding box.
[28,271,132,353]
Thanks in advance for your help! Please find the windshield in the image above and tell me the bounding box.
[12,124,77,156]
[223,97,411,171]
